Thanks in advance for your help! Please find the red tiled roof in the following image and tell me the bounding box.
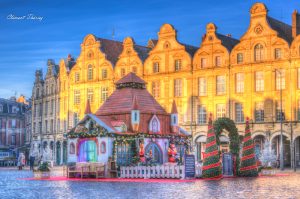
[116,72,146,84]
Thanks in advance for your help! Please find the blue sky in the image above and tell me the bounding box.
[0,0,299,99]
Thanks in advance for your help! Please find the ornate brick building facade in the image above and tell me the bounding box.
[31,2,300,167]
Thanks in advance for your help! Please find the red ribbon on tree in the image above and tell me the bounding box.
[241,154,255,161]
[202,161,221,170]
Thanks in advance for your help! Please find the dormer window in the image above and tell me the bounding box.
[175,59,181,71]
[275,48,282,59]
[215,56,221,67]
[200,58,207,68]
[237,53,243,64]
[153,62,159,73]
[102,69,107,79]
[254,44,264,62]
[75,72,80,82]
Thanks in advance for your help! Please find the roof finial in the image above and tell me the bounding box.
[171,100,178,114]
[85,99,91,114]
[132,95,139,110]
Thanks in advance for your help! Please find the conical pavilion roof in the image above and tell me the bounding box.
[95,72,166,115]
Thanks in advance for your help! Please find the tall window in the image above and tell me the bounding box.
[235,103,244,123]
[11,134,16,145]
[45,101,48,115]
[87,88,94,103]
[87,65,93,80]
[153,62,159,73]
[102,69,107,79]
[198,77,207,96]
[75,72,80,82]
[216,104,226,118]
[216,75,226,95]
[201,58,207,68]
[117,142,133,166]
[254,44,264,62]
[215,56,221,67]
[255,71,264,92]
[236,73,244,93]
[174,79,182,97]
[276,101,285,121]
[11,119,16,128]
[255,102,264,122]
[121,68,125,77]
[175,59,181,71]
[198,105,207,124]
[275,69,285,90]
[101,87,108,102]
[237,53,243,64]
[74,90,80,105]
[275,48,282,59]
[152,81,160,98]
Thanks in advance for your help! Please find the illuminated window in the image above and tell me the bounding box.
[215,56,221,67]
[74,90,80,105]
[236,73,244,93]
[255,71,264,92]
[216,104,226,118]
[254,44,264,62]
[275,48,282,59]
[237,53,243,64]
[235,103,244,123]
[216,75,226,95]
[174,79,182,97]
[87,65,93,80]
[175,59,181,71]
[198,105,207,124]
[87,88,94,103]
[101,87,108,102]
[200,58,207,68]
[152,81,160,98]
[198,77,207,96]
[102,69,107,79]
[275,69,285,90]
[153,62,159,73]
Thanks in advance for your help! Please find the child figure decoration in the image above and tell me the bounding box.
[239,117,258,177]
[202,113,222,179]
[168,143,177,163]
[139,141,145,163]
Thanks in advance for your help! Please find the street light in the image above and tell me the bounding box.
[275,69,284,171]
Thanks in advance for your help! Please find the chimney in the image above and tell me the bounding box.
[292,10,300,38]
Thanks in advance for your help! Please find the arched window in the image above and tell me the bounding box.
[70,143,75,154]
[100,142,106,154]
[254,44,264,62]
[149,115,160,133]
[87,65,93,80]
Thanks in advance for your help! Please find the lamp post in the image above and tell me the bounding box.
[275,69,284,171]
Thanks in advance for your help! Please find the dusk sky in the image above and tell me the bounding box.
[0,0,298,99]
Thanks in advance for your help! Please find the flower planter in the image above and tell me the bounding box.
[34,171,51,179]
[261,169,276,176]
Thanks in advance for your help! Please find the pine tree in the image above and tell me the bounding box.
[259,140,277,167]
[239,118,258,177]
[202,114,222,179]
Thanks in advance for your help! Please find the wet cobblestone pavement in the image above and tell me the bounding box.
[0,170,300,199]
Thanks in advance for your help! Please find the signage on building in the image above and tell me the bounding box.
[184,154,195,178]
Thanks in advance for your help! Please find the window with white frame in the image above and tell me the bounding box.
[215,56,221,67]
[275,48,282,59]
[101,87,108,102]
[175,59,181,71]
[174,79,182,97]
[237,53,243,64]
[255,102,264,122]
[153,62,159,73]
[200,58,207,68]
[236,73,244,93]
[255,71,264,92]
[254,44,264,62]
[87,65,93,80]
[87,88,94,103]
[198,77,207,96]
[276,100,285,121]
[152,81,160,98]
[235,103,244,123]
[74,90,80,105]
[75,72,80,82]
[102,69,107,79]
[275,69,285,90]
[216,104,226,118]
[216,75,226,95]
[198,105,207,124]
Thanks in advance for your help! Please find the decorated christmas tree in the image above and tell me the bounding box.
[259,140,277,167]
[239,117,258,177]
[202,114,222,179]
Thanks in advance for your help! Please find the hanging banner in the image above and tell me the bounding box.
[184,154,195,178]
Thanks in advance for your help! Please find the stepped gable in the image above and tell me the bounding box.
[95,72,166,116]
